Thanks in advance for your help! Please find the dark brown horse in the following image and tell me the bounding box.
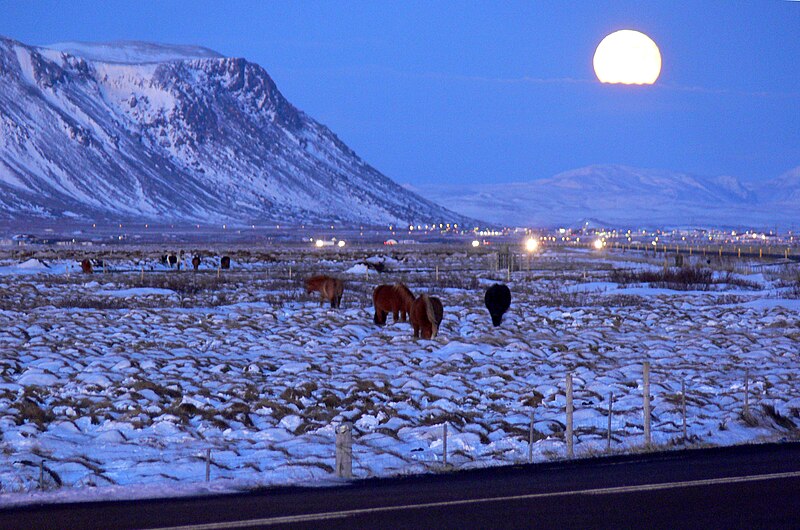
[306,275,344,308]
[410,294,444,339]
[191,255,201,271]
[220,256,231,270]
[373,283,415,325]
[80,259,93,274]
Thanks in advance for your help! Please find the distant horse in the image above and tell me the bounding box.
[191,255,201,271]
[373,283,415,325]
[80,259,93,274]
[306,275,344,308]
[163,254,178,268]
[484,284,511,327]
[410,294,444,339]
[220,256,231,270]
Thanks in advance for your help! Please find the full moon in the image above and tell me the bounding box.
[593,30,661,85]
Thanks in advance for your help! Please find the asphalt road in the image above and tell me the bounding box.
[3,442,799,529]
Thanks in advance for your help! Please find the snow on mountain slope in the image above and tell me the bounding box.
[0,36,469,226]
[421,165,793,228]
[41,41,224,64]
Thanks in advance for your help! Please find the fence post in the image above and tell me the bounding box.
[643,362,651,447]
[335,422,353,479]
[205,449,211,482]
[435,265,439,283]
[607,392,613,452]
[443,422,448,468]
[528,408,535,463]
[289,266,292,280]
[744,369,750,416]
[681,379,687,443]
[39,460,45,490]
[566,373,574,458]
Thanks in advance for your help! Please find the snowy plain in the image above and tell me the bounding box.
[0,245,798,507]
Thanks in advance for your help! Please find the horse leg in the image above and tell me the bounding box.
[413,324,420,338]
[393,311,399,323]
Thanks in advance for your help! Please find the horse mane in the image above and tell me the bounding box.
[393,283,414,303]
[420,294,438,338]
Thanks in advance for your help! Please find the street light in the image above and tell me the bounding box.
[593,239,605,250]
[471,240,480,248]
[525,238,539,253]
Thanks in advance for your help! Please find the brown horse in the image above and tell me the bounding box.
[410,294,444,339]
[306,275,344,308]
[191,255,201,271]
[80,259,93,274]
[373,283,415,325]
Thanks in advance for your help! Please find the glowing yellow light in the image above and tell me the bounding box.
[337,240,346,248]
[525,238,539,253]
[593,239,605,250]
[315,240,324,248]
[593,30,661,85]
[471,240,480,248]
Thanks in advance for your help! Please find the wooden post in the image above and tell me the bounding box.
[643,362,651,447]
[681,379,687,443]
[744,369,750,416]
[39,460,45,490]
[205,449,211,482]
[335,422,353,479]
[607,392,613,452]
[566,373,574,458]
[217,267,221,278]
[140,266,144,282]
[528,408,535,463]
[435,265,439,283]
[443,422,448,467]
[289,266,292,280]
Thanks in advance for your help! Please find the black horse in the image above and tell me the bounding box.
[484,284,511,327]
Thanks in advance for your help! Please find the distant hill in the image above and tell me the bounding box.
[420,164,798,229]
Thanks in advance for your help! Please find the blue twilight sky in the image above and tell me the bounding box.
[1,1,798,188]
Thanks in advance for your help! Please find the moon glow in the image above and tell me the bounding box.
[593,30,661,85]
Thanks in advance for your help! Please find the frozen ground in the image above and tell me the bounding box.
[0,246,799,506]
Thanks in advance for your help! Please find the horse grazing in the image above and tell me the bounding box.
[484,283,511,327]
[306,275,344,308]
[410,294,444,339]
[80,259,93,274]
[191,255,201,271]
[220,256,231,270]
[372,283,415,325]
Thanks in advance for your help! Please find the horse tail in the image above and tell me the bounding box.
[422,294,438,338]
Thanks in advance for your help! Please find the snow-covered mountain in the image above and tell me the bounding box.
[0,37,468,226]
[420,165,797,229]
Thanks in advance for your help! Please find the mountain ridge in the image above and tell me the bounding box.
[0,36,471,227]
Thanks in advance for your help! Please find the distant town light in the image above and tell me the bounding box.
[471,240,480,248]
[337,240,346,248]
[593,239,604,250]
[315,239,324,248]
[525,238,539,253]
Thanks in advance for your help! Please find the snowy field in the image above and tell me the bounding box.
[1,245,799,506]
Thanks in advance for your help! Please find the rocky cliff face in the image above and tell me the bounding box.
[0,37,468,226]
